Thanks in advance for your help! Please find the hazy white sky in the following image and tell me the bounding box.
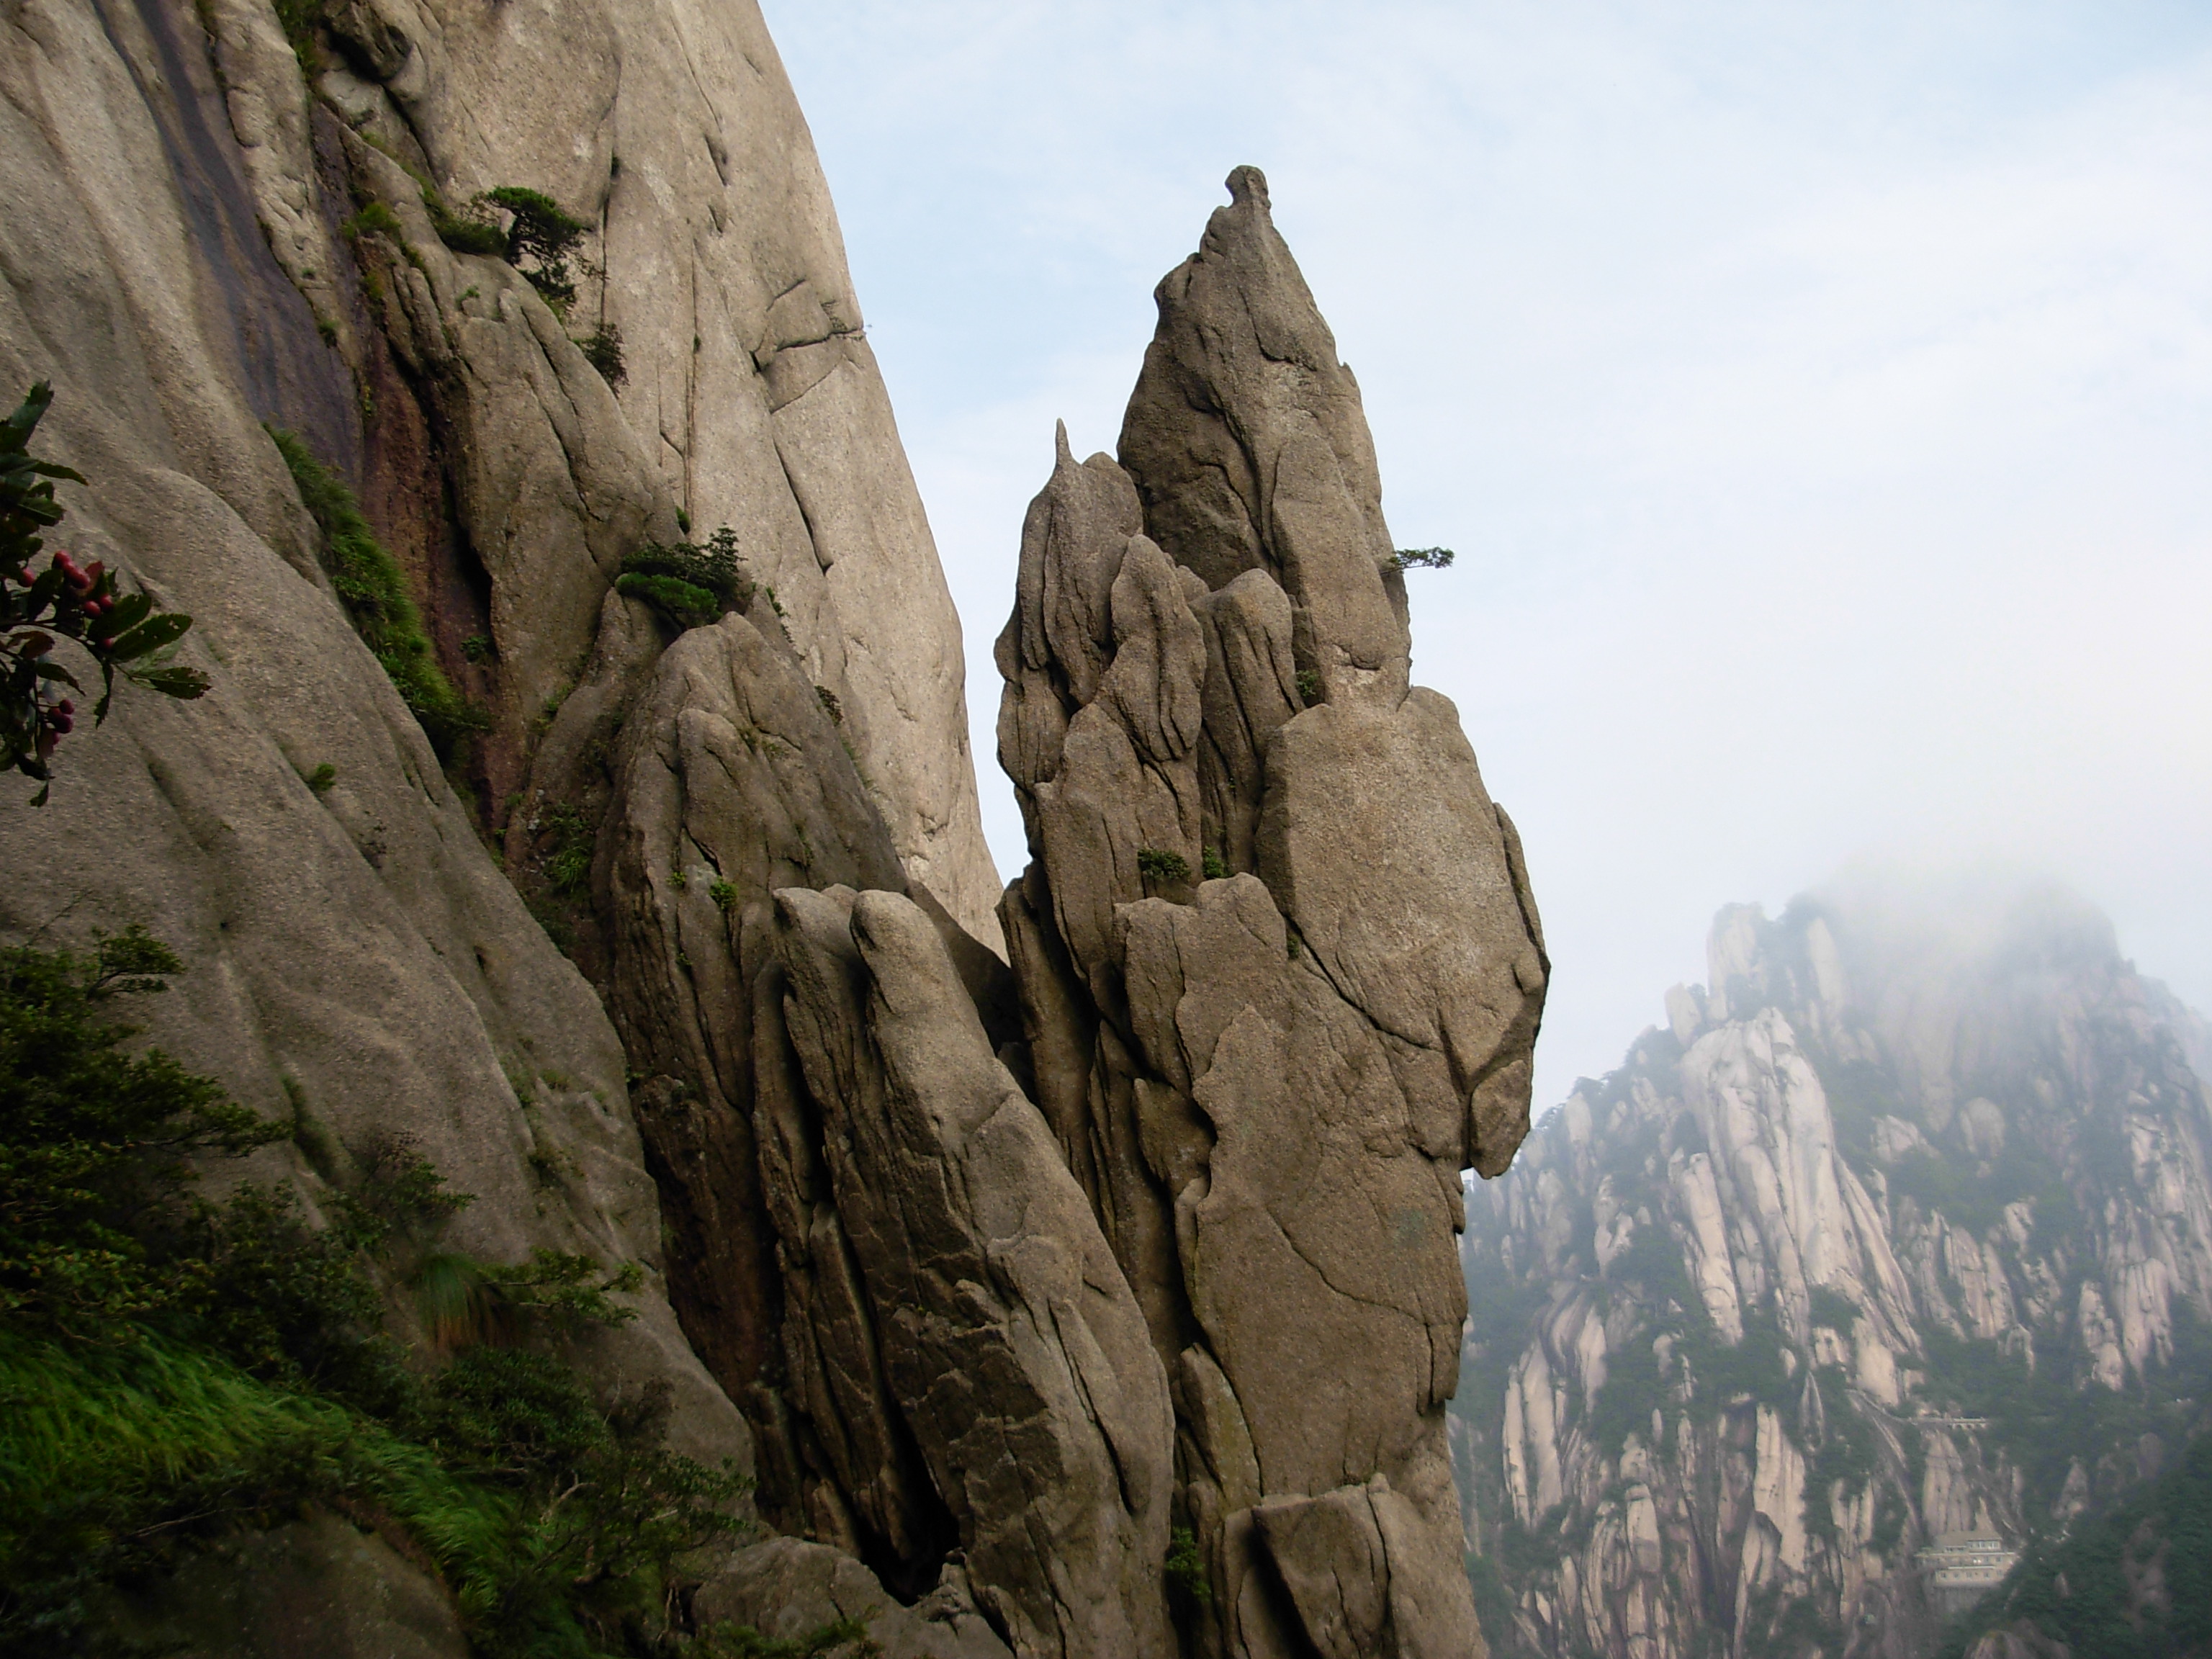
[763,0,2212,1115]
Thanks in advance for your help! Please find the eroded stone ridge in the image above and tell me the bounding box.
[997,167,1547,1659]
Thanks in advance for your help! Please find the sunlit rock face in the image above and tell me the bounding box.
[995,166,1549,1659]
[1458,875,2212,1659]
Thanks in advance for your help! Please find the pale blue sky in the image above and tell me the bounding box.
[763,0,2212,1118]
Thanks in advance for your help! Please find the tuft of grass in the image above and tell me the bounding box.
[305,762,338,794]
[266,430,489,759]
[537,804,593,895]
[339,202,403,243]
[708,880,739,914]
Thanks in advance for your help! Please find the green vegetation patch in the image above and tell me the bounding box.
[575,323,626,389]
[0,928,849,1657]
[1136,848,1190,884]
[616,529,749,633]
[1941,1427,2212,1659]
[266,428,489,759]
[1390,547,1455,570]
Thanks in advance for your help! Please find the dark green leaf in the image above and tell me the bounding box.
[130,664,204,696]
[127,664,210,700]
[106,613,192,662]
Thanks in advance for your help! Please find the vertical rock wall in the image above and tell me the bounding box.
[0,0,740,1457]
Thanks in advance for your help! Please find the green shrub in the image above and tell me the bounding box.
[1295,669,1321,704]
[305,761,338,793]
[537,804,595,894]
[1201,847,1229,881]
[1136,848,1190,884]
[1390,547,1455,570]
[482,187,592,313]
[614,573,719,629]
[266,428,490,758]
[1164,1524,1211,1607]
[1939,1429,2212,1659]
[1807,1283,1858,1334]
[0,927,279,1331]
[427,193,508,258]
[0,929,819,1658]
[340,202,403,243]
[269,0,324,73]
[1584,1331,1663,1453]
[708,880,739,914]
[574,323,626,389]
[1804,1398,1881,1526]
[618,529,747,632]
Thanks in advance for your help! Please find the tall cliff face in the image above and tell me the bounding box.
[2,4,1547,1648]
[0,0,998,1542]
[1456,875,2212,1659]
[992,166,1549,1658]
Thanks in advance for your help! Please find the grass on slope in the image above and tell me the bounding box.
[266,427,490,758]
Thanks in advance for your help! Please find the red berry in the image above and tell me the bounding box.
[56,699,73,715]
[96,637,116,650]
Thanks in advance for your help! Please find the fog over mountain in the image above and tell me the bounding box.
[763,0,2212,1114]
[1455,871,2212,1659]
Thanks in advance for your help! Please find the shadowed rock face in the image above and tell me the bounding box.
[997,166,1548,1659]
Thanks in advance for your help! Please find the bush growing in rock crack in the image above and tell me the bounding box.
[1136,848,1190,884]
[617,529,749,632]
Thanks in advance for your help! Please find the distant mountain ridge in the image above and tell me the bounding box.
[1455,871,2212,1659]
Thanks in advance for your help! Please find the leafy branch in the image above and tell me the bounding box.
[2,384,208,802]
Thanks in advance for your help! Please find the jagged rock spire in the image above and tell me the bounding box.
[996,167,1547,1659]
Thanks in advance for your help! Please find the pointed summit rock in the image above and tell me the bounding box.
[997,168,1547,1659]
[1120,165,1408,706]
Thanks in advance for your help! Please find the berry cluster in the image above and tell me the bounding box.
[4,382,208,801]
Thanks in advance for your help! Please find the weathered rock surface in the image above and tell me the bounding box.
[200,0,1002,939]
[697,1537,1014,1659]
[994,168,1547,1659]
[96,1509,469,1659]
[763,885,1177,1658]
[1458,876,2212,1659]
